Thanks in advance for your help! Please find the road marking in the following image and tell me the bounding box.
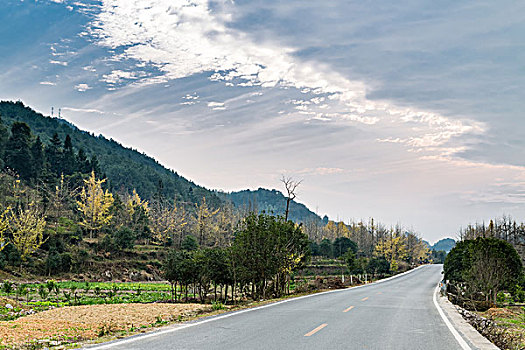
[85,266,427,349]
[361,297,369,301]
[304,323,327,337]
[433,285,471,350]
[343,305,354,313]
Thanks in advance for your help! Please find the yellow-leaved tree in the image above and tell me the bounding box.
[194,197,219,246]
[374,232,408,273]
[150,202,187,246]
[10,203,46,263]
[77,171,114,239]
[0,208,10,252]
[126,189,149,233]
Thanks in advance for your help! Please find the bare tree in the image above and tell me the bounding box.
[280,176,302,221]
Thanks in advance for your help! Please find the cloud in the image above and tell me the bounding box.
[207,101,225,110]
[49,60,68,66]
[87,0,485,160]
[40,81,56,86]
[61,107,104,114]
[75,83,92,92]
[101,70,145,85]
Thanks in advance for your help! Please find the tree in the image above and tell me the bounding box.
[344,249,356,272]
[150,201,187,246]
[333,237,358,258]
[181,234,199,251]
[45,133,62,177]
[62,135,75,175]
[9,203,46,263]
[4,122,33,180]
[77,171,114,238]
[164,249,186,301]
[373,232,407,273]
[0,208,9,252]
[0,115,8,164]
[280,176,302,221]
[443,240,472,283]
[125,189,149,239]
[444,238,523,304]
[193,197,219,246]
[30,136,45,181]
[232,213,309,299]
[319,238,333,257]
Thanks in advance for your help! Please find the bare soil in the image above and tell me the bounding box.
[0,303,208,347]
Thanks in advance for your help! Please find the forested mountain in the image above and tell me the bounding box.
[0,101,221,207]
[432,238,455,252]
[222,188,324,224]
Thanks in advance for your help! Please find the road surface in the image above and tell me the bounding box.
[88,264,465,350]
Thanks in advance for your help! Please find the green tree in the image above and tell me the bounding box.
[30,136,45,181]
[319,238,333,257]
[333,237,357,258]
[62,135,75,175]
[4,122,33,180]
[181,235,199,251]
[45,133,62,177]
[445,238,523,304]
[0,115,9,166]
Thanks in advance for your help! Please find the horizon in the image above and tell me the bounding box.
[2,0,524,243]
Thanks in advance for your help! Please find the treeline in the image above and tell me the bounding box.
[458,215,525,254]
[304,218,430,273]
[164,214,309,302]
[444,215,525,310]
[0,119,99,185]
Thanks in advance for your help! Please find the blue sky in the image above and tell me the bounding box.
[1,0,524,243]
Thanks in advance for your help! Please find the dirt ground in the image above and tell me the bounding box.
[0,303,208,347]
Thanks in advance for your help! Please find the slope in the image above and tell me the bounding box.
[0,101,221,207]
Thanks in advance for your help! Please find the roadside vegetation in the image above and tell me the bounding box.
[444,217,525,349]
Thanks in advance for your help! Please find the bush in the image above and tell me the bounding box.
[114,227,135,250]
[444,237,523,304]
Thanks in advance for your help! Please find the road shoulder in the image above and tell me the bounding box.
[434,286,499,350]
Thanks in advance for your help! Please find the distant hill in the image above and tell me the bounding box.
[0,101,222,207]
[221,188,323,224]
[431,238,456,252]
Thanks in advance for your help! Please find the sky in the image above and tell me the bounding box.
[1,0,524,243]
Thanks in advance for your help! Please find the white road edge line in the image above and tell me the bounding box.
[433,285,471,350]
[84,265,427,349]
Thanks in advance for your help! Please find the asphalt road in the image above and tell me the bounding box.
[88,265,464,350]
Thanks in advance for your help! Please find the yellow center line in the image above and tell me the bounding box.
[343,305,355,313]
[304,323,328,337]
[361,297,369,301]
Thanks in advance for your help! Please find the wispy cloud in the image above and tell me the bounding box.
[62,106,104,114]
[49,60,68,66]
[40,81,56,86]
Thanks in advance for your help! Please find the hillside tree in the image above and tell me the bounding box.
[77,171,114,238]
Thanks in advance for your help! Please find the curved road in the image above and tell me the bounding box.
[87,265,464,350]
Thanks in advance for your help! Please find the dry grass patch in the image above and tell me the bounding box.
[0,303,208,347]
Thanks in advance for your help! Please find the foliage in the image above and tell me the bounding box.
[445,238,523,304]
[9,203,46,262]
[77,171,114,238]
